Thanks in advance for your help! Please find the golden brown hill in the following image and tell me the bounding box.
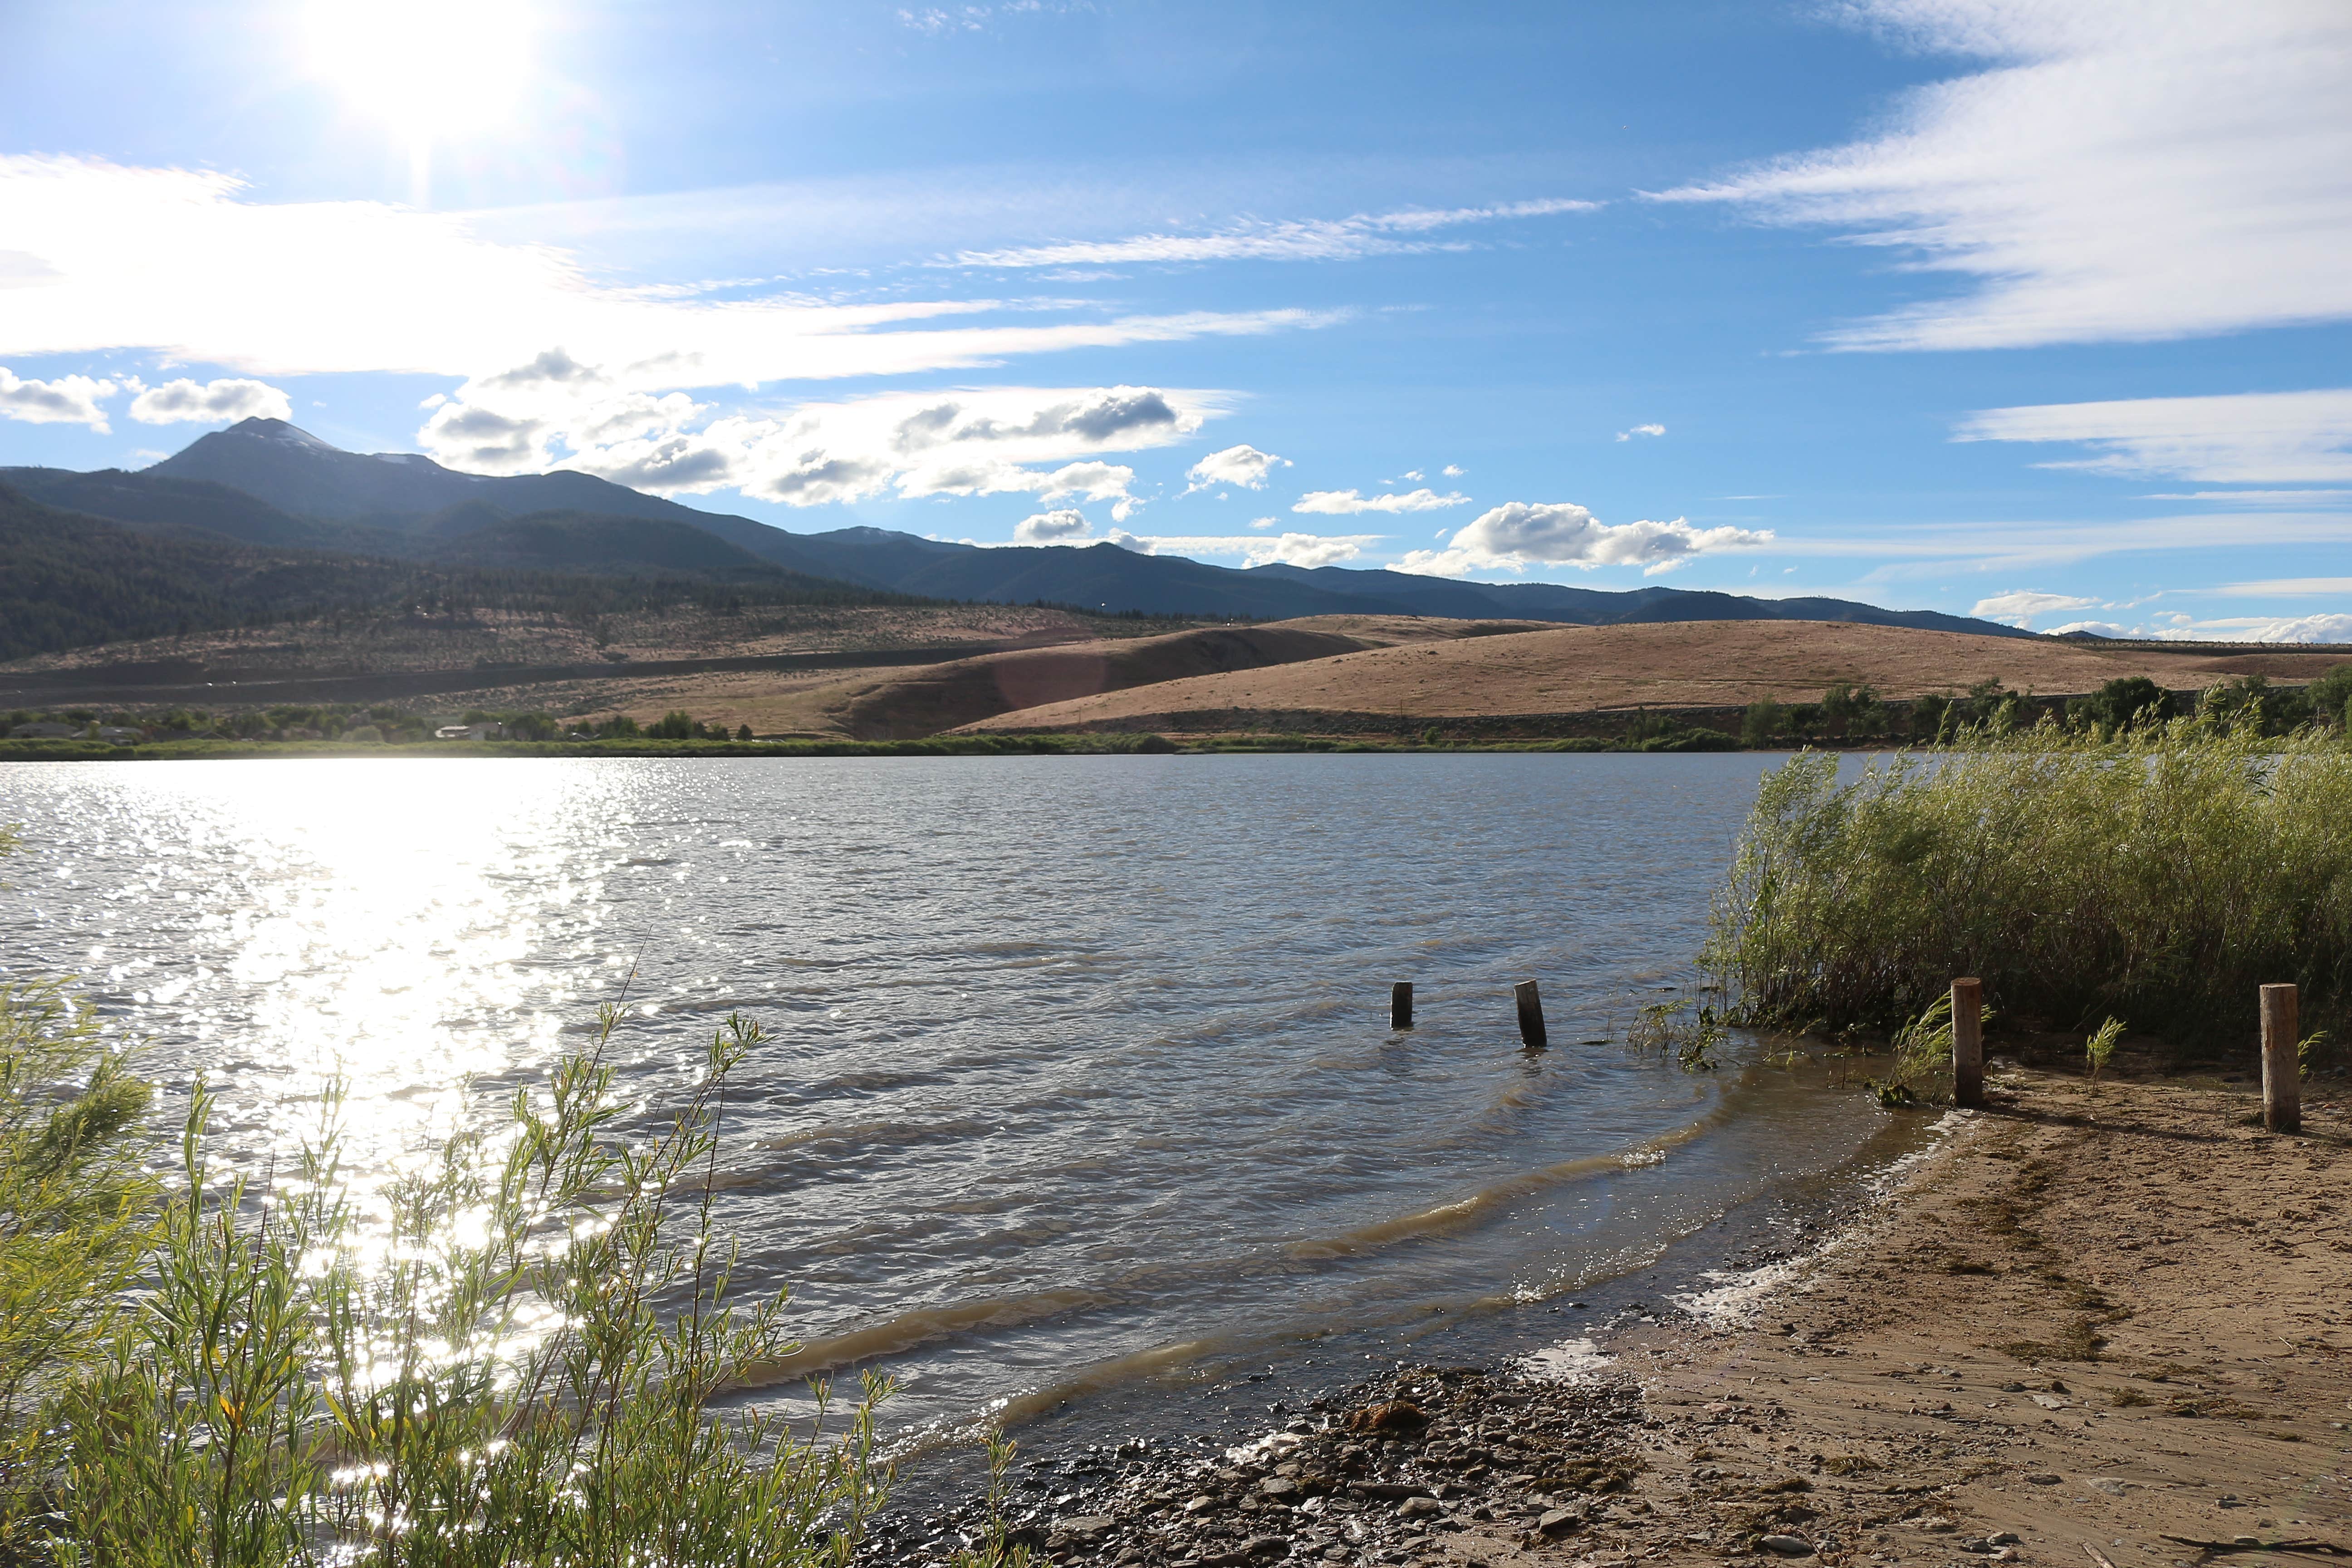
[766,617,1540,740]
[956,619,2352,736]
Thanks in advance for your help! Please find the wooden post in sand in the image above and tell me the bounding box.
[2262,983,2301,1134]
[1392,982,1414,1030]
[1515,980,1548,1049]
[1951,977,1984,1108]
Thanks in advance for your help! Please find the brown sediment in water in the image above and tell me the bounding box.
[927,1066,2352,1566]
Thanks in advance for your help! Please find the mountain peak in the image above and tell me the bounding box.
[216,416,345,452]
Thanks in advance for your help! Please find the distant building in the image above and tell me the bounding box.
[434,722,505,740]
[93,726,143,743]
[9,721,82,739]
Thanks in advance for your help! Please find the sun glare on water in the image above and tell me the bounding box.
[302,0,537,142]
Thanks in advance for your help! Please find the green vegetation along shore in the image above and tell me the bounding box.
[1705,720,2352,1058]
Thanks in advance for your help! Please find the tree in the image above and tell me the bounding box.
[2304,662,2352,730]
[2075,675,2170,733]
[1820,682,1883,739]
[1740,701,1784,748]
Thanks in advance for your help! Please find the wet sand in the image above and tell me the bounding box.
[895,1064,2351,1566]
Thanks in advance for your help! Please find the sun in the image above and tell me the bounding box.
[302,0,537,141]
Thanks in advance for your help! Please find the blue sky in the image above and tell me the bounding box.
[3,0,2349,638]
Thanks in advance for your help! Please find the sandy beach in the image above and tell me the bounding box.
[916,1063,2352,1568]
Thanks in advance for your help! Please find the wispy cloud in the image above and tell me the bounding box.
[2145,490,2352,505]
[1648,0,2352,350]
[1615,422,1665,441]
[2221,577,2352,596]
[1292,487,1468,515]
[1970,588,2099,627]
[939,198,1599,270]
[1801,510,2352,578]
[0,155,1328,400]
[1954,389,2352,482]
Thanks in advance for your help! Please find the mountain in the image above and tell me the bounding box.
[424,510,789,578]
[0,484,458,662]
[0,484,917,663]
[0,465,375,552]
[137,417,838,571]
[1246,566,2031,637]
[9,418,2036,639]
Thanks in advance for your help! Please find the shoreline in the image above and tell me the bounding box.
[0,736,1904,761]
[892,1066,2351,1566]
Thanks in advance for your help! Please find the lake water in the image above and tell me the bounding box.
[0,754,1901,1444]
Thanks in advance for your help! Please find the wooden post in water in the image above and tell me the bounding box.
[1514,980,1548,1049]
[1392,982,1414,1030]
[2262,983,2301,1134]
[1951,977,1984,1108]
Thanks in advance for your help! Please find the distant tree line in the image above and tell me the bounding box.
[1734,669,2352,749]
[3,701,773,745]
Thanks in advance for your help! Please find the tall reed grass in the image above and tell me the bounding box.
[0,980,892,1565]
[1703,722,2352,1054]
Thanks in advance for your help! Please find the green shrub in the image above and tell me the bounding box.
[1704,721,2352,1051]
[0,939,893,1567]
[0,981,157,1555]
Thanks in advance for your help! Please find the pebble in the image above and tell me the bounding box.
[860,1362,1657,1567]
[1759,1534,1817,1556]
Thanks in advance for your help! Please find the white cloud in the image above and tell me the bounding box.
[422,373,1216,509]
[1441,464,1464,477]
[1013,507,1091,543]
[0,154,1324,395]
[941,198,1602,270]
[1776,509,2352,575]
[2130,613,2352,643]
[2224,576,2352,596]
[125,375,292,425]
[2146,489,2352,505]
[1970,589,2099,627]
[1395,501,1773,577]
[2244,614,2352,644]
[1108,530,1378,568]
[1955,390,2352,483]
[1615,422,1666,441]
[2046,621,2130,637]
[1649,0,2352,349]
[1183,442,1289,494]
[1249,515,1277,529]
[1292,487,1468,515]
[0,366,116,431]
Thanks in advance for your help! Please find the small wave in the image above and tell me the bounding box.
[733,1288,1118,1387]
[1283,1112,1723,1260]
[756,1116,999,1159]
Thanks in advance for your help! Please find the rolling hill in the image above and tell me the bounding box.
[956,618,2345,736]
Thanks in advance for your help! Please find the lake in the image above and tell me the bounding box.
[0,753,1903,1444]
